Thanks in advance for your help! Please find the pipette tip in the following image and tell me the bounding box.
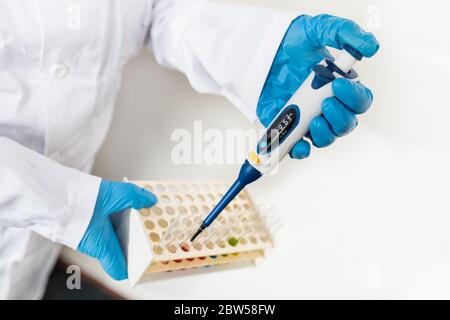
[190,227,204,242]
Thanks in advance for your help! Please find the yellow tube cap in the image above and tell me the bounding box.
[249,151,261,165]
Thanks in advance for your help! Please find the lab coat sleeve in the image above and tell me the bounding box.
[0,137,101,249]
[149,0,297,122]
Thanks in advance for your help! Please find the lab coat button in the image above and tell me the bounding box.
[51,64,69,79]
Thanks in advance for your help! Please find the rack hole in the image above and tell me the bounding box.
[152,206,163,216]
[160,195,170,205]
[168,184,178,193]
[239,237,247,245]
[149,232,160,242]
[158,219,168,228]
[166,244,177,254]
[174,195,183,205]
[172,220,180,229]
[144,185,154,192]
[181,243,190,252]
[206,241,215,249]
[193,241,202,251]
[156,184,166,193]
[177,233,185,240]
[164,233,172,241]
[178,206,187,215]
[228,237,239,247]
[153,246,163,255]
[165,207,175,215]
[173,230,182,237]
[189,205,199,214]
[182,217,193,227]
[232,226,242,234]
[140,208,151,217]
[216,240,226,248]
[144,221,155,230]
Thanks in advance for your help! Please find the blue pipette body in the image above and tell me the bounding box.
[190,160,262,242]
[190,46,364,242]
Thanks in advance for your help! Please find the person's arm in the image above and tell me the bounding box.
[149,0,297,122]
[149,2,379,160]
[0,137,156,280]
[257,14,379,159]
[0,137,100,248]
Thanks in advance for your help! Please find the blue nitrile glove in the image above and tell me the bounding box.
[78,180,157,280]
[257,14,380,159]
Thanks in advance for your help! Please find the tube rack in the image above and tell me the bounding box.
[115,180,273,286]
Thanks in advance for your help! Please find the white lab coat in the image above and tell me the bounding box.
[0,0,295,299]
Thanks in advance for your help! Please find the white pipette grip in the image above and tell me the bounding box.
[247,48,361,175]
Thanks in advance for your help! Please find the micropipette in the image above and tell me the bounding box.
[190,45,365,242]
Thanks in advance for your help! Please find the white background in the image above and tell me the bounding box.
[63,0,450,299]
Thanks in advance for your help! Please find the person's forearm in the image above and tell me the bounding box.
[150,0,297,121]
[0,137,101,248]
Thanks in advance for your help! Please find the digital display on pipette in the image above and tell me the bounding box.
[257,104,300,155]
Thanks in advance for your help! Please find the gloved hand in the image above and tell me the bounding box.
[257,14,380,159]
[78,180,157,280]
